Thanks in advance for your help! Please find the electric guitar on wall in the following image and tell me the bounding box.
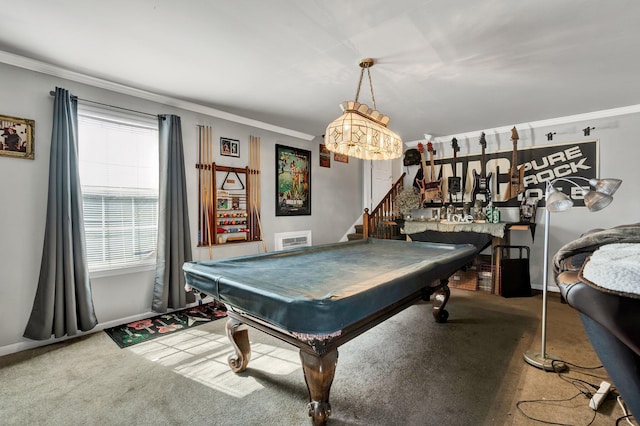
[416,142,443,206]
[471,132,492,204]
[448,137,462,203]
[503,126,525,201]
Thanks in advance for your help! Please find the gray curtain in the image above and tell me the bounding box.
[24,87,98,340]
[152,114,194,312]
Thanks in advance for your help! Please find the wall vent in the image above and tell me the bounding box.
[274,230,312,251]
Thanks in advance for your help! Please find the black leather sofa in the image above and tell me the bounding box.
[553,224,640,418]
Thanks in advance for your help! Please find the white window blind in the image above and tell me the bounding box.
[78,104,159,272]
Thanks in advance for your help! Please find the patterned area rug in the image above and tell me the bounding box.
[104,301,227,348]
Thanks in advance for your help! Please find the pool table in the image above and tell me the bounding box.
[183,238,476,425]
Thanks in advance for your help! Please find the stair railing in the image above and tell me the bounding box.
[362,172,406,239]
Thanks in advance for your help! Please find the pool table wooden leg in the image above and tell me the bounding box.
[226,318,251,373]
[299,349,338,426]
[432,279,451,323]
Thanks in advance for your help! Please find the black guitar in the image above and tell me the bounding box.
[471,132,492,204]
[448,137,461,203]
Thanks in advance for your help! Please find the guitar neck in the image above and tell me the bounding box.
[452,151,457,177]
[429,152,436,181]
[511,140,518,176]
[420,152,429,182]
[510,127,520,178]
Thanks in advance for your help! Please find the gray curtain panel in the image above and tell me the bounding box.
[152,114,194,312]
[24,87,98,340]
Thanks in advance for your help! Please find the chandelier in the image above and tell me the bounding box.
[324,58,403,161]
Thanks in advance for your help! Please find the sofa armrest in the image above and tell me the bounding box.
[558,280,640,357]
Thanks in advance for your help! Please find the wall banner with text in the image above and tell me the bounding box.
[418,139,599,207]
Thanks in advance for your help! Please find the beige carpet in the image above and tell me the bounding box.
[0,290,635,425]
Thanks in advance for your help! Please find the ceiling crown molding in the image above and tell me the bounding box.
[0,50,315,141]
[404,104,640,147]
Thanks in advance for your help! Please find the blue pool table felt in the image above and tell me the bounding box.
[183,238,476,335]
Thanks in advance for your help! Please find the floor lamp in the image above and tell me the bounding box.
[523,177,622,371]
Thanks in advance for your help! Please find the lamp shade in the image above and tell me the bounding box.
[589,178,622,196]
[546,186,573,212]
[325,58,403,161]
[584,190,614,211]
[324,101,403,161]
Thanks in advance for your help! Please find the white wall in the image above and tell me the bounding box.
[1,58,637,355]
[0,62,363,354]
[401,112,639,290]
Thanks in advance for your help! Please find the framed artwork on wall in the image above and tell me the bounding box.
[276,144,311,216]
[319,144,331,168]
[0,114,34,160]
[220,137,240,157]
[334,152,349,163]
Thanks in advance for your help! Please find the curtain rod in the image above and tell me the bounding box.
[49,90,160,119]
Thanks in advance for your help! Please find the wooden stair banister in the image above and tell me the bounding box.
[362,173,406,239]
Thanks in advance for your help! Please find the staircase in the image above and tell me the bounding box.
[348,173,406,241]
[347,224,366,241]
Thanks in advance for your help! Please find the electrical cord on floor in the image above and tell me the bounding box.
[616,395,637,426]
[515,358,619,425]
[516,392,597,426]
[555,359,605,379]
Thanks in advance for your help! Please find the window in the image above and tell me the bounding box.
[78,104,159,273]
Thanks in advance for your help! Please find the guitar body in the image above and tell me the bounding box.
[448,176,461,194]
[471,132,492,204]
[423,180,443,203]
[472,169,492,202]
[504,165,525,200]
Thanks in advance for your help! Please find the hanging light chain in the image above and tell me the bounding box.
[354,58,377,110]
[354,67,366,103]
[366,67,377,110]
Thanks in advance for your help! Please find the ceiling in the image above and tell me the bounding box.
[1,0,640,142]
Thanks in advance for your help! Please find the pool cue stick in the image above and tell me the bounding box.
[198,126,203,246]
[201,128,209,249]
[197,126,200,244]
[257,138,267,253]
[206,126,214,258]
[250,136,257,240]
[249,136,256,240]
[250,136,267,253]
[251,137,258,246]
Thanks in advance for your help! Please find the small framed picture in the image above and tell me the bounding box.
[319,144,331,168]
[220,137,240,157]
[216,190,230,210]
[0,114,35,160]
[334,153,349,163]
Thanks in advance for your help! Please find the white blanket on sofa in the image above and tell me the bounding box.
[580,243,640,298]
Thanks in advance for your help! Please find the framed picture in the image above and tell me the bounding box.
[0,114,34,160]
[276,144,311,216]
[319,144,331,168]
[334,152,349,163]
[220,137,240,157]
[216,190,230,210]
